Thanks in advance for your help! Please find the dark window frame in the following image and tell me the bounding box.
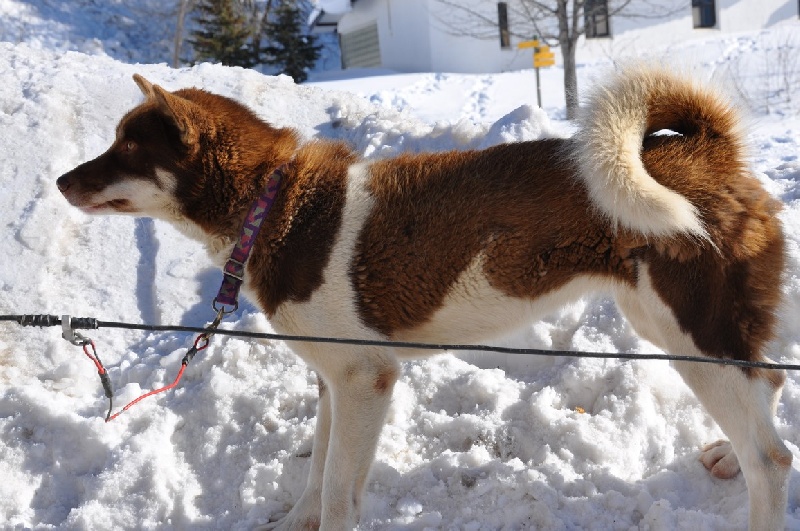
[585,0,610,39]
[692,0,717,28]
[498,2,511,49]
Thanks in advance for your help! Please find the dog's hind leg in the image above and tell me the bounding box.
[673,362,791,531]
[616,264,792,531]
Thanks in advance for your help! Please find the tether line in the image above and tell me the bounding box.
[2,314,798,372]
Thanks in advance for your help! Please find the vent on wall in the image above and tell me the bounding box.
[340,23,381,68]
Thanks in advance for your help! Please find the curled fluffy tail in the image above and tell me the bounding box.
[575,66,744,240]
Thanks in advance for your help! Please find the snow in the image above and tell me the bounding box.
[312,0,352,16]
[0,7,799,531]
[0,0,176,64]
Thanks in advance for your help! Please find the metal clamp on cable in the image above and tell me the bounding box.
[62,315,91,346]
[60,315,114,420]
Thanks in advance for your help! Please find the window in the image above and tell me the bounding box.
[498,2,510,49]
[692,0,716,28]
[585,0,610,38]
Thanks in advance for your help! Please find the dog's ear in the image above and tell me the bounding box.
[152,85,199,148]
[133,74,156,99]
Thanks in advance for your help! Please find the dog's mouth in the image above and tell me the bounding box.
[79,198,134,213]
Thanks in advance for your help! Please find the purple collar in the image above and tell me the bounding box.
[213,165,287,313]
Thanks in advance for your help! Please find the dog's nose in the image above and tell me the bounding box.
[56,175,71,192]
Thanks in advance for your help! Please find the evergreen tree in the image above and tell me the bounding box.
[190,0,257,68]
[263,2,321,83]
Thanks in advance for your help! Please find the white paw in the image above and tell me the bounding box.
[252,512,286,531]
[253,518,320,531]
[254,502,321,531]
[699,439,741,479]
[253,523,278,531]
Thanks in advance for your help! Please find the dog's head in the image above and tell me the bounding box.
[56,75,200,219]
[56,75,297,224]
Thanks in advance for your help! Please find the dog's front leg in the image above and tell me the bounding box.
[257,375,332,531]
[259,350,399,531]
[317,348,400,529]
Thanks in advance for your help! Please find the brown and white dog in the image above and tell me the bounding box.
[56,68,791,530]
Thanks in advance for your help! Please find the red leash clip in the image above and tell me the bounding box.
[104,309,224,422]
[62,315,113,420]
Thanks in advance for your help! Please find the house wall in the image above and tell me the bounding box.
[426,0,527,72]
[336,0,799,73]
[580,0,799,64]
[338,0,434,71]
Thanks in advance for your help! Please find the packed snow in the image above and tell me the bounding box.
[0,0,177,64]
[0,10,799,531]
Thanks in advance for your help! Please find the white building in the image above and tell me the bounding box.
[311,0,800,73]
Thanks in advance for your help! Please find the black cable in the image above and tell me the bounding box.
[3,313,800,372]
[2,314,98,329]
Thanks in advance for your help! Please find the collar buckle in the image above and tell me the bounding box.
[223,257,246,281]
[212,164,287,314]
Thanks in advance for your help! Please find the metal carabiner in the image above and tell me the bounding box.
[212,298,239,315]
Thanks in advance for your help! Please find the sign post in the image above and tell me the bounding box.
[517,38,555,108]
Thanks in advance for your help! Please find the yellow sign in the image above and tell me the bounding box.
[517,39,540,49]
[534,51,555,67]
[519,40,555,68]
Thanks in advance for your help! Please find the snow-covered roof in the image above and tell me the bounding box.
[313,0,352,14]
[309,0,354,33]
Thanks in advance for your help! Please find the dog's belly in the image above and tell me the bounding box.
[391,256,615,357]
[262,162,621,363]
[267,258,614,365]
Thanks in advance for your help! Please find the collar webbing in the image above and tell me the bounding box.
[213,165,287,312]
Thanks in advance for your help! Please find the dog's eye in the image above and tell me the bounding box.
[120,140,137,153]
